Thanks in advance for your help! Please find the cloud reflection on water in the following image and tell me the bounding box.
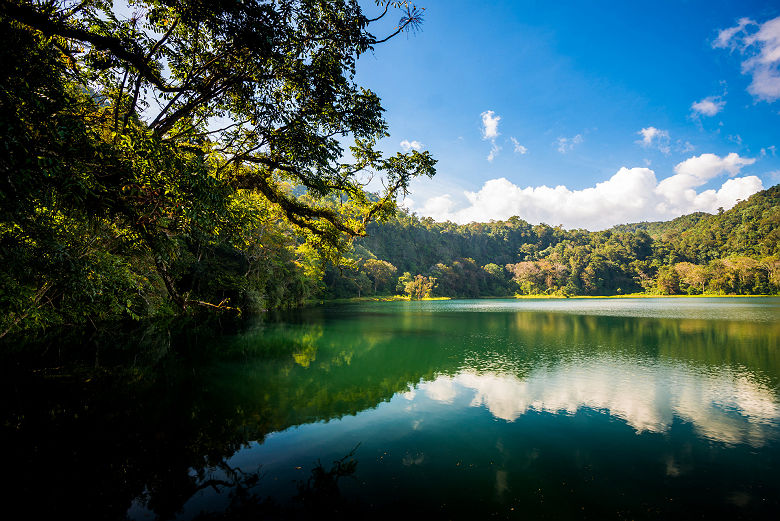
[412,356,780,447]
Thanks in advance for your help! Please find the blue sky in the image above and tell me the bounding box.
[357,0,780,229]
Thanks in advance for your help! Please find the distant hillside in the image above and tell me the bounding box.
[324,184,779,298]
[613,185,779,262]
[668,184,779,261]
[610,212,711,239]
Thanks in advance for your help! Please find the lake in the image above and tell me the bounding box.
[4,298,780,519]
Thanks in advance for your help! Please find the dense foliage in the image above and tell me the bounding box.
[0,0,434,335]
[325,185,779,298]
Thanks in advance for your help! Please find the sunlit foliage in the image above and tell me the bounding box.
[0,1,435,334]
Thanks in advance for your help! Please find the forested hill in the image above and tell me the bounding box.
[609,213,712,242]
[611,184,779,262]
[324,184,779,298]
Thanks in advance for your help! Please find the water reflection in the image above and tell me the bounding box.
[412,356,780,446]
[380,296,780,322]
[3,299,779,520]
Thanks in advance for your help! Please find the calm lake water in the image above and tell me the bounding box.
[4,298,780,519]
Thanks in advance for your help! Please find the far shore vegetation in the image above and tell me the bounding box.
[323,184,779,302]
[322,292,776,305]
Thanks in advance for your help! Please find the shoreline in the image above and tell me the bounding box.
[312,293,778,305]
[511,293,777,299]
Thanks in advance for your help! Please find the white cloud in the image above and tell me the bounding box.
[487,142,501,162]
[713,16,780,102]
[637,126,670,154]
[728,134,743,146]
[481,110,501,140]
[400,139,422,152]
[417,193,456,217]
[655,152,757,213]
[410,153,762,230]
[398,196,414,211]
[691,95,726,116]
[510,137,527,154]
[678,140,695,153]
[481,110,502,161]
[637,126,666,145]
[556,134,583,153]
[673,152,754,179]
[713,17,754,49]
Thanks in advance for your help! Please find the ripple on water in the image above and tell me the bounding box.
[347,297,780,323]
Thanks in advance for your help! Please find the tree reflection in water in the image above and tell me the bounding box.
[181,445,361,520]
[3,301,779,519]
[2,316,368,520]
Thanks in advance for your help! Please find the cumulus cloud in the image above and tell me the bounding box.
[556,134,583,153]
[655,152,756,212]
[410,153,762,230]
[713,16,780,102]
[481,110,501,139]
[673,152,754,179]
[400,139,422,152]
[637,126,671,154]
[510,137,527,154]
[691,95,726,116]
[417,193,456,217]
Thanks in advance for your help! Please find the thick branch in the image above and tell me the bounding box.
[154,259,187,310]
[232,164,363,237]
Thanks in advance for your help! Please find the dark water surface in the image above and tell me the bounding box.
[4,298,780,519]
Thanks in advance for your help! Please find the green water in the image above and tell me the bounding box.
[4,298,780,519]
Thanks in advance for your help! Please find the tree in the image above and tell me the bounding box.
[0,0,435,331]
[395,271,414,294]
[404,275,435,300]
[763,257,780,290]
[656,266,680,295]
[707,260,734,294]
[481,263,508,295]
[506,261,543,294]
[362,259,397,293]
[674,262,708,294]
[349,271,372,298]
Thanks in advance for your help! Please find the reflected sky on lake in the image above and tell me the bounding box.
[409,355,780,447]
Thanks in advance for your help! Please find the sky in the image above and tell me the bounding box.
[356,0,780,229]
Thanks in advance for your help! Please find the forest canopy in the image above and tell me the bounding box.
[0,0,435,334]
[325,184,779,299]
